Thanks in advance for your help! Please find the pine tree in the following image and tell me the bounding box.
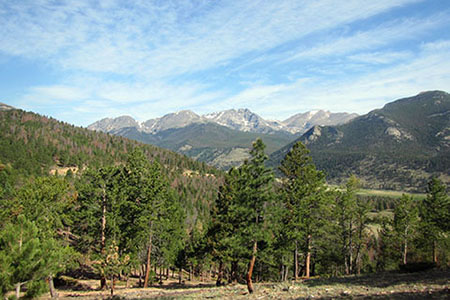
[0,215,48,299]
[74,165,124,289]
[420,178,449,264]
[280,141,333,279]
[393,194,418,265]
[206,168,241,286]
[240,139,274,293]
[335,175,359,274]
[120,148,174,288]
[11,176,76,297]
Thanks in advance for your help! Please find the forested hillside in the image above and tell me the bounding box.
[270,91,450,192]
[0,108,223,227]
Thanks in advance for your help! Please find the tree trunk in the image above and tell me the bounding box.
[403,238,407,265]
[294,240,299,280]
[143,222,153,288]
[284,265,289,282]
[432,240,438,264]
[402,226,408,265]
[16,283,21,300]
[188,265,192,281]
[230,261,238,283]
[305,234,311,278]
[216,261,224,286]
[139,265,144,287]
[342,217,349,275]
[110,276,114,296]
[48,275,58,298]
[258,263,262,282]
[100,187,107,290]
[349,222,353,274]
[246,240,257,293]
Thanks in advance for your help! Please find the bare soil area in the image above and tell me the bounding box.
[39,269,449,299]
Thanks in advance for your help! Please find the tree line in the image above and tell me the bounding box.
[0,139,448,298]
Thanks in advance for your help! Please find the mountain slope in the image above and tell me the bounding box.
[88,108,357,169]
[269,91,450,191]
[141,110,205,133]
[0,108,223,226]
[112,122,295,169]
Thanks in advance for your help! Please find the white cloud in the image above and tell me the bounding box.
[30,85,87,101]
[4,0,449,127]
[348,51,413,64]
[214,40,450,119]
[1,0,423,77]
[283,13,448,63]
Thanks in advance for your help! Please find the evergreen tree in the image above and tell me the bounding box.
[239,139,274,293]
[420,178,449,264]
[120,148,172,288]
[74,166,124,289]
[9,177,76,297]
[0,215,48,299]
[206,168,242,285]
[335,175,361,274]
[393,194,418,265]
[279,141,332,279]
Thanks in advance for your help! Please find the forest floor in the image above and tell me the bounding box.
[39,269,449,299]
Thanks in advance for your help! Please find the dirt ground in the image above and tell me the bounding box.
[38,269,449,299]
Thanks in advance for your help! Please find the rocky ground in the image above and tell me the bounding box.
[40,269,449,299]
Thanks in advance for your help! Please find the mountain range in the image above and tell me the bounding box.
[89,109,358,135]
[88,109,357,169]
[269,90,450,191]
[2,91,447,191]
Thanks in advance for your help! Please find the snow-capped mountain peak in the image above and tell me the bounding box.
[88,108,358,135]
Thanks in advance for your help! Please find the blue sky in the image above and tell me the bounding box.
[1,0,450,127]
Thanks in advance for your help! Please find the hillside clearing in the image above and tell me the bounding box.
[38,269,449,299]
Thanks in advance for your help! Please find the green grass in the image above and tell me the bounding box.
[356,188,426,200]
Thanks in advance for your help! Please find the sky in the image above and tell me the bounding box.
[1,0,450,127]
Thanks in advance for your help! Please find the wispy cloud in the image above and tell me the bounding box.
[215,39,450,119]
[1,0,449,126]
[282,13,449,62]
[0,0,423,77]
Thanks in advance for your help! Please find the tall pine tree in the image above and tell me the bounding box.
[420,178,449,264]
[280,141,332,279]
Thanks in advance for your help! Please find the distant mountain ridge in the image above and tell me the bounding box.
[269,90,450,191]
[283,110,358,132]
[109,122,295,170]
[88,108,357,135]
[88,108,357,169]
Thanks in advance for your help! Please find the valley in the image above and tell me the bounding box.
[87,91,450,192]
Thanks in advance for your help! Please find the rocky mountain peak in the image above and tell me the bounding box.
[0,102,15,111]
[88,115,138,132]
[283,110,357,133]
[88,108,358,135]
